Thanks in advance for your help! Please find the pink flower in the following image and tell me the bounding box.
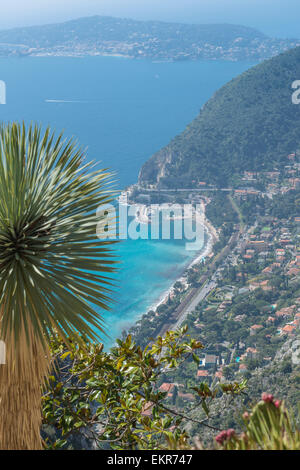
[215,429,235,445]
[262,392,274,403]
[226,429,235,439]
[215,430,228,445]
[274,400,281,408]
[243,412,250,420]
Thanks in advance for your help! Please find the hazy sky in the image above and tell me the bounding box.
[0,0,299,38]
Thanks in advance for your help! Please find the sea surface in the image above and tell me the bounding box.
[0,56,254,345]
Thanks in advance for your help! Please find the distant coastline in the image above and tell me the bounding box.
[0,15,299,62]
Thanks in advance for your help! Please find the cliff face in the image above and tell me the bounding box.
[139,46,300,189]
[138,148,174,187]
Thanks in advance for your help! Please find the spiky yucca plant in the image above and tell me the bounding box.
[214,395,300,450]
[0,123,117,449]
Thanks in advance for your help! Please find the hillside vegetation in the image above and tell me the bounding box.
[139,46,300,188]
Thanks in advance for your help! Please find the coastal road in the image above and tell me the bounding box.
[157,222,245,338]
[157,276,217,338]
[173,279,217,330]
[136,186,233,193]
[157,278,217,339]
[155,194,248,338]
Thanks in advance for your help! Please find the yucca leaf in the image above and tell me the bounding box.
[0,122,118,349]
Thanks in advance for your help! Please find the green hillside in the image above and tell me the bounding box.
[139,46,300,188]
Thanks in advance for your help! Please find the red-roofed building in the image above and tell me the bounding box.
[262,266,273,275]
[246,347,258,359]
[276,306,295,318]
[197,370,210,378]
[159,383,175,397]
[288,267,300,277]
[280,239,292,245]
[281,324,296,335]
[250,324,263,335]
[215,371,223,380]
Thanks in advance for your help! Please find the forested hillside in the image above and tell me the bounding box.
[139,46,300,187]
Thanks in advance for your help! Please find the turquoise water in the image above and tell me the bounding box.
[0,56,254,345]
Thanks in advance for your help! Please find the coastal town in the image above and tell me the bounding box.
[0,16,299,62]
[5,37,298,62]
[127,151,300,429]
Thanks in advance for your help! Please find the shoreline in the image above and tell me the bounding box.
[142,202,218,315]
[148,221,216,315]
[117,191,219,332]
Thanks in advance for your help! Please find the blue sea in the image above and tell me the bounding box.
[0,56,254,345]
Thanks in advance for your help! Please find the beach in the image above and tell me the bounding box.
[119,195,219,316]
[149,216,217,314]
